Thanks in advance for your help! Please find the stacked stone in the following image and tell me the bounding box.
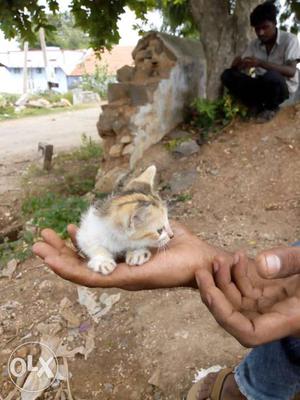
[97,33,175,161]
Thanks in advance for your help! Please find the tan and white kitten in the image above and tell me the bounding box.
[77,165,173,275]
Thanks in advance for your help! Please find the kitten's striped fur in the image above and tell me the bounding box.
[77,165,173,275]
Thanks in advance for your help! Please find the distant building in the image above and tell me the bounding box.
[0,46,134,94]
[69,46,134,77]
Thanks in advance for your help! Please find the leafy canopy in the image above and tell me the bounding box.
[17,12,90,49]
[0,0,299,51]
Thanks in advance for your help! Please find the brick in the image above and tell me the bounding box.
[117,65,135,82]
[107,83,129,103]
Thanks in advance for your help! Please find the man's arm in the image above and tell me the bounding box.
[242,58,298,78]
[32,221,231,290]
[257,59,297,78]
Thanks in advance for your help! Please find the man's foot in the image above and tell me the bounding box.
[255,108,278,123]
[195,371,246,400]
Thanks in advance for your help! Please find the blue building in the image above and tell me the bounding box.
[0,47,87,94]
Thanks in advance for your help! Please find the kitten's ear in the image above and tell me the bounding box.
[128,205,149,230]
[126,165,156,193]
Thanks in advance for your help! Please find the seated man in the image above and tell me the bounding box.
[221,1,300,122]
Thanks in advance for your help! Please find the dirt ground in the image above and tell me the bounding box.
[0,103,300,399]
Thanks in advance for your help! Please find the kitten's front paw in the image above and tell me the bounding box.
[126,249,151,266]
[88,256,117,275]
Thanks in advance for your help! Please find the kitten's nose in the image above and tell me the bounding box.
[165,224,174,238]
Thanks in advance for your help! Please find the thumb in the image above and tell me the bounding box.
[256,246,300,279]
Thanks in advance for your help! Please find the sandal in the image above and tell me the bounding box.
[187,367,300,400]
[187,367,234,400]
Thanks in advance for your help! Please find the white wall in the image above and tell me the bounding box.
[0,67,68,94]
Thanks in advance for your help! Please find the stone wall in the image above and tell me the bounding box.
[96,31,206,191]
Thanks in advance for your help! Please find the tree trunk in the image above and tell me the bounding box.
[190,0,261,99]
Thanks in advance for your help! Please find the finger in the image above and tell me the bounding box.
[256,246,300,278]
[196,270,298,346]
[67,224,79,248]
[232,252,261,299]
[195,269,262,346]
[213,255,242,308]
[40,228,76,256]
[41,229,66,251]
[44,254,128,288]
[33,242,60,259]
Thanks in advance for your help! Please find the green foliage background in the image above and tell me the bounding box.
[1,1,298,52]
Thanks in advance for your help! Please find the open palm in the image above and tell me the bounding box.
[33,221,228,291]
[196,251,300,346]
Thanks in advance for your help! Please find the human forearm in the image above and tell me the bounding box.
[258,60,296,78]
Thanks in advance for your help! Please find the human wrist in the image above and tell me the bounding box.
[191,239,234,288]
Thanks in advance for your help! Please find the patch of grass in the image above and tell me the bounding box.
[31,90,73,104]
[22,193,88,238]
[60,133,103,161]
[0,192,88,267]
[0,103,95,121]
[0,234,33,267]
[0,135,103,267]
[175,193,192,202]
[22,134,102,196]
[165,136,191,152]
[191,93,249,139]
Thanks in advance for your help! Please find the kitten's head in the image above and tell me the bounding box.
[110,165,173,248]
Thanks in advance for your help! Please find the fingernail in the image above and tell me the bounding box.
[233,253,240,264]
[213,261,219,273]
[206,294,212,306]
[265,255,281,275]
[195,272,201,287]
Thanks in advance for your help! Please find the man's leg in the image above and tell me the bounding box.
[235,340,300,400]
[258,70,289,110]
[196,339,300,400]
[221,68,262,108]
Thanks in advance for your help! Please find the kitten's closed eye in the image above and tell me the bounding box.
[157,228,164,235]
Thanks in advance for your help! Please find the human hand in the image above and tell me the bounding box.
[242,57,261,69]
[196,247,300,347]
[231,56,243,69]
[32,221,227,290]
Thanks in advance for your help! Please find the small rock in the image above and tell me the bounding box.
[170,171,198,193]
[122,143,134,155]
[60,98,72,107]
[120,135,132,144]
[168,129,191,140]
[39,280,53,290]
[27,98,51,108]
[109,143,124,158]
[103,383,114,394]
[209,169,219,176]
[174,139,200,156]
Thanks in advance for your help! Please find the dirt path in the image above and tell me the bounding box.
[0,104,300,399]
[0,106,101,164]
